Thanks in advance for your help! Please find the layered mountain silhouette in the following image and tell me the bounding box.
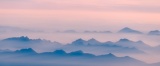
[0,36,150,54]
[0,36,159,66]
[0,48,152,66]
[2,26,159,35]
[118,27,143,34]
[115,38,151,49]
[71,38,101,45]
[62,38,145,54]
[3,36,31,42]
[0,36,62,52]
[15,48,36,54]
[148,30,160,35]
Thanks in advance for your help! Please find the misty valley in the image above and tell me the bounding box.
[0,36,160,66]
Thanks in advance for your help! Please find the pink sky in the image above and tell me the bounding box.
[0,0,160,31]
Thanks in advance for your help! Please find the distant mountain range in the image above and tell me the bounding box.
[55,27,160,35]
[0,36,160,66]
[0,36,62,52]
[0,36,157,54]
[0,36,154,54]
[148,30,160,35]
[115,38,151,49]
[1,26,160,35]
[56,30,112,33]
[71,38,101,45]
[61,38,148,54]
[0,48,155,66]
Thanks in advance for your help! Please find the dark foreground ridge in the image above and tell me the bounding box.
[0,48,158,66]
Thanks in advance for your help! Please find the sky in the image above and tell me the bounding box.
[0,0,160,32]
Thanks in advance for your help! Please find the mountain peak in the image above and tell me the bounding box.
[87,38,101,45]
[71,50,83,53]
[76,38,85,41]
[136,40,144,44]
[3,36,30,41]
[118,38,131,42]
[88,38,99,42]
[71,38,86,45]
[99,53,116,57]
[118,27,142,34]
[120,27,133,32]
[88,38,96,41]
[15,48,36,53]
[53,50,66,55]
[107,53,116,57]
[123,27,131,30]
[69,50,84,56]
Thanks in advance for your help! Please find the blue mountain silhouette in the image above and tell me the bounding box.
[65,38,145,54]
[15,48,36,54]
[0,36,62,52]
[71,38,86,45]
[118,27,143,34]
[2,36,51,43]
[116,38,151,49]
[3,36,30,42]
[0,49,150,66]
[148,30,160,35]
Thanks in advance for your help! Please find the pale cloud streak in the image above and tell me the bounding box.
[0,0,160,12]
[0,0,160,31]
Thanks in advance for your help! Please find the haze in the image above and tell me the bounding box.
[1,0,160,65]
